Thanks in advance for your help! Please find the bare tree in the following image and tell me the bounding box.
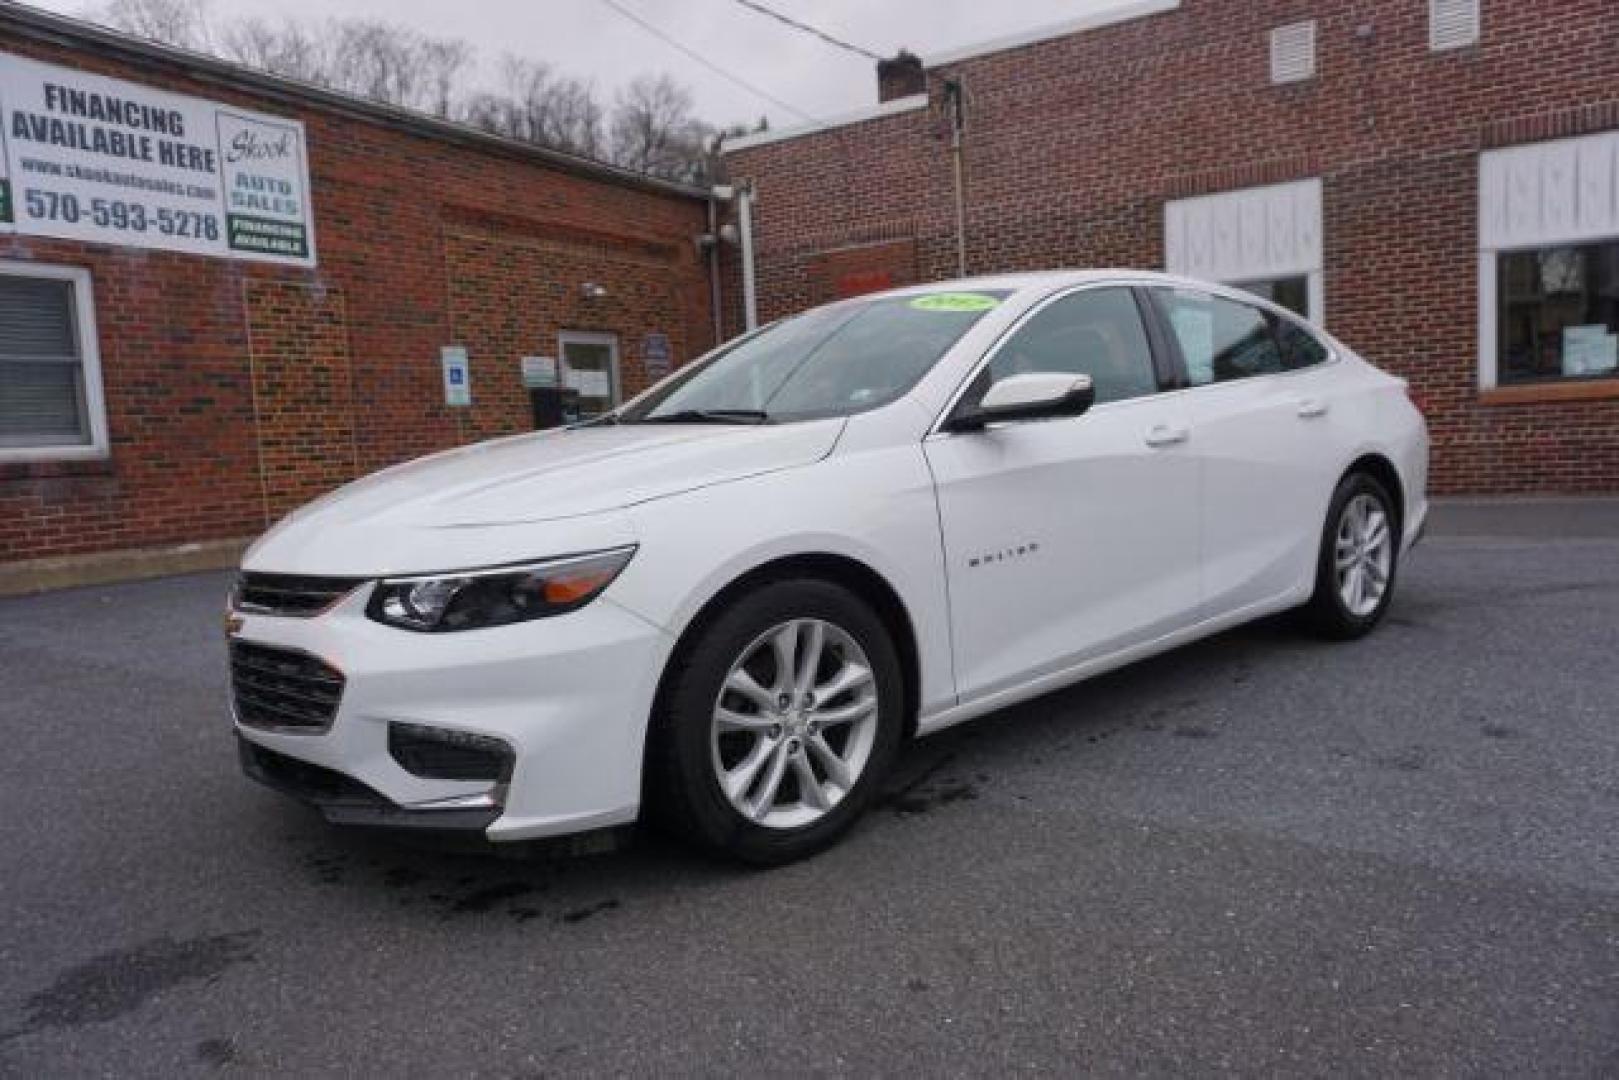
[463,57,605,159]
[610,75,715,183]
[220,16,329,85]
[81,0,729,179]
[84,0,212,51]
[322,20,471,117]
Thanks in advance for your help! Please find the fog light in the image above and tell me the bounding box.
[388,723,513,783]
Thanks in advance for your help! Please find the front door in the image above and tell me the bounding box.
[924,286,1202,704]
[558,331,620,422]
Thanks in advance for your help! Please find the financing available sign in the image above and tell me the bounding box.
[0,51,316,266]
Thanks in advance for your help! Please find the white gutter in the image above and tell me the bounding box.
[725,93,929,153]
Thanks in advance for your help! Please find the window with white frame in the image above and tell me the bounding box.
[1269,20,1316,85]
[0,263,108,460]
[1478,131,1619,388]
[1430,0,1480,51]
[1164,178,1325,323]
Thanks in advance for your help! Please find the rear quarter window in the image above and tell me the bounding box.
[1276,318,1332,371]
[1158,289,1284,386]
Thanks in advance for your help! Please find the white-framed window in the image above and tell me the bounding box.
[1478,131,1619,389]
[1164,178,1325,324]
[557,330,621,421]
[1269,20,1317,85]
[0,261,108,462]
[1430,0,1480,51]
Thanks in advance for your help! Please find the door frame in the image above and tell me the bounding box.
[557,330,622,409]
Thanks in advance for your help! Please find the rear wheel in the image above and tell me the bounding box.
[646,578,904,865]
[1301,472,1400,639]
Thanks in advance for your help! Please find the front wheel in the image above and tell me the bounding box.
[645,578,905,865]
[1301,472,1400,639]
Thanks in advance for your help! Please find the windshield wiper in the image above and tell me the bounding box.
[640,409,771,425]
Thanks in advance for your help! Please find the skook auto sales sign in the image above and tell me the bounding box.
[0,51,317,266]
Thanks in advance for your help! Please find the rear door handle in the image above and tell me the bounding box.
[1144,423,1189,448]
[1296,397,1329,419]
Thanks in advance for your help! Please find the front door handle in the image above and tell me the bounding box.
[1296,397,1330,419]
[1144,423,1189,448]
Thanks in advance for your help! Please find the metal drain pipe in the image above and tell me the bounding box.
[737,181,759,330]
[944,78,968,277]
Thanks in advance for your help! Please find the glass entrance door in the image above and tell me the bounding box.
[558,331,620,421]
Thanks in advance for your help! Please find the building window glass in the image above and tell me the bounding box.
[558,331,621,422]
[1498,242,1619,384]
[0,264,106,459]
[1234,276,1310,319]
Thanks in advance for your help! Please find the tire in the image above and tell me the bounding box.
[1300,472,1401,640]
[645,578,905,866]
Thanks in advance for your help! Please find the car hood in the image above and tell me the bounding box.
[245,419,844,573]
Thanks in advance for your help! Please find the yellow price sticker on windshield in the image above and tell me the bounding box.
[909,293,1000,313]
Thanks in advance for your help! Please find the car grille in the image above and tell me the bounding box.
[233,572,365,617]
[230,641,345,733]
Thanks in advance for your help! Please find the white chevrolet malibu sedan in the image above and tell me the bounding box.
[230,271,1428,863]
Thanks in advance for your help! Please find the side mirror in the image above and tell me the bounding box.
[947,372,1095,432]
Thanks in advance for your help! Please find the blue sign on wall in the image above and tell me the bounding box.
[441,345,471,407]
[642,332,672,378]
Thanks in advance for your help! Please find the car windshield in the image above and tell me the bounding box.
[621,290,1010,424]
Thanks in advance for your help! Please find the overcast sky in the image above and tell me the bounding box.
[31,0,1133,129]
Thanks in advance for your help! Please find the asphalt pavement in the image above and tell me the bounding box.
[1,501,1616,1076]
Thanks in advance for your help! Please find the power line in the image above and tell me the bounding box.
[729,0,886,63]
[597,0,824,127]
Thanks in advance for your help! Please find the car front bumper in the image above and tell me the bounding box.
[231,583,673,842]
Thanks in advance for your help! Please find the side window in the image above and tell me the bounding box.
[1157,289,1284,386]
[1275,318,1331,371]
[984,287,1158,406]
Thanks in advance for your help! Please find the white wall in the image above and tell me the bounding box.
[1164,178,1324,322]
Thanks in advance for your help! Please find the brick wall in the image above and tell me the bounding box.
[725,0,1619,495]
[243,280,357,521]
[0,26,715,565]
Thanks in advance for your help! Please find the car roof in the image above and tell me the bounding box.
[860,269,1209,303]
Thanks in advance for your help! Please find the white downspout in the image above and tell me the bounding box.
[706,187,724,348]
[737,182,759,331]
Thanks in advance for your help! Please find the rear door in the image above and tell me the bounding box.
[1146,286,1341,617]
[923,285,1201,704]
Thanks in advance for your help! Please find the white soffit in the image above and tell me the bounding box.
[1165,178,1323,283]
[1480,130,1619,251]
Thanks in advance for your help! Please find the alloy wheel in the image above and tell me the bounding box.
[710,618,880,830]
[1334,493,1393,617]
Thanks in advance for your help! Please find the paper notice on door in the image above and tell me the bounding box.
[521,355,557,388]
[1562,325,1618,376]
[565,367,611,398]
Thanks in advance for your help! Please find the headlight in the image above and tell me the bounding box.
[366,546,636,632]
